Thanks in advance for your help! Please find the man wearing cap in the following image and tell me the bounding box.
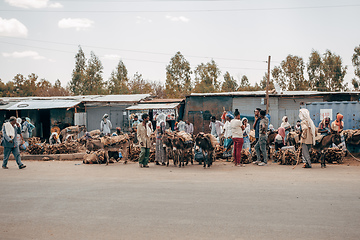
[1,116,26,169]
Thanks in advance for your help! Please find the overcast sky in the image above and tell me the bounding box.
[0,0,360,90]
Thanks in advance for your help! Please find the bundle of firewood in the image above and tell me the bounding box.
[309,149,321,163]
[273,150,283,163]
[343,129,360,145]
[27,144,44,155]
[215,145,225,159]
[324,147,344,164]
[251,148,263,162]
[100,134,129,147]
[43,142,80,154]
[129,145,141,161]
[83,149,107,164]
[28,137,41,146]
[240,149,251,164]
[280,149,297,165]
[149,149,155,162]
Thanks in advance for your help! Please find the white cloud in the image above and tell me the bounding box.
[0,17,28,37]
[103,54,121,60]
[166,15,189,23]
[5,0,63,9]
[136,16,152,24]
[2,50,46,60]
[58,18,94,31]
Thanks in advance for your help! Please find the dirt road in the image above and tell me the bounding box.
[1,160,359,240]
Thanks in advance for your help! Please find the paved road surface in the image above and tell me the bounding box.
[1,161,359,240]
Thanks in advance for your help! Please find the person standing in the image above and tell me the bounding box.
[177,119,186,132]
[1,116,26,169]
[223,112,234,157]
[21,117,30,143]
[25,117,35,138]
[137,113,152,168]
[254,110,269,166]
[331,113,347,152]
[185,120,194,135]
[299,109,316,168]
[280,116,291,142]
[231,109,244,167]
[155,113,166,166]
[253,108,261,144]
[242,117,251,154]
[132,115,140,132]
[209,116,224,139]
[100,114,112,136]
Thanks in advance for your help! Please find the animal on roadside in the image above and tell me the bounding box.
[171,132,194,168]
[195,132,216,168]
[162,131,175,166]
[60,125,86,142]
[286,131,300,149]
[310,131,342,168]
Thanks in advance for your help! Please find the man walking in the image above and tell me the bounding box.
[137,113,152,168]
[254,110,269,166]
[2,116,26,169]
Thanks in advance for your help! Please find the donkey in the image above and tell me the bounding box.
[312,131,342,168]
[195,133,215,168]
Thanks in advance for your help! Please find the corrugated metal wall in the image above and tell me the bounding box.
[278,97,323,128]
[86,105,130,132]
[306,101,360,129]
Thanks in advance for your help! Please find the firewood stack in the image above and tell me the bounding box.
[324,147,344,164]
[28,137,41,146]
[129,145,141,161]
[240,149,251,164]
[309,149,321,163]
[251,148,263,162]
[215,145,225,159]
[280,149,297,165]
[27,144,44,155]
[83,149,107,164]
[273,150,283,163]
[100,134,129,147]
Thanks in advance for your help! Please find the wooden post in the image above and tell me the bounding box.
[266,55,271,114]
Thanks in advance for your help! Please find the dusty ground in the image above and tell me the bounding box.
[0,159,359,240]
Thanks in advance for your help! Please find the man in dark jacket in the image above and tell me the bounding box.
[1,116,26,169]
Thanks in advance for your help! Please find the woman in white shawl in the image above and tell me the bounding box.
[155,113,166,165]
[299,109,316,168]
[242,117,251,154]
[280,116,291,142]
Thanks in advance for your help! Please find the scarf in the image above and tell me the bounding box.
[4,122,15,140]
[335,114,344,132]
[299,109,316,145]
[278,127,286,144]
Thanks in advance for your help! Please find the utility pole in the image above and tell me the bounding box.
[266,55,271,114]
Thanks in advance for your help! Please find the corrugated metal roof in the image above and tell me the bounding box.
[2,100,81,110]
[83,94,151,102]
[126,103,180,110]
[189,91,360,97]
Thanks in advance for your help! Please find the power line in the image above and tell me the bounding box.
[1,4,359,13]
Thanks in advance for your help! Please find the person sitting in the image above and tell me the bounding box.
[49,132,61,145]
[274,127,286,151]
[331,113,344,133]
[280,116,291,142]
[318,117,331,136]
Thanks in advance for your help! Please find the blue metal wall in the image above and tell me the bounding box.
[305,101,360,129]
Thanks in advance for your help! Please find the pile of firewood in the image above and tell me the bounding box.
[273,150,283,163]
[28,137,41,146]
[240,149,251,164]
[343,129,360,145]
[83,149,108,164]
[324,147,344,164]
[27,144,44,155]
[101,134,129,147]
[279,149,297,165]
[215,145,225,159]
[310,149,321,163]
[251,148,263,162]
[129,145,141,161]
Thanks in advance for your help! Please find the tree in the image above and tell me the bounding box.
[351,45,360,90]
[307,50,347,92]
[259,72,274,90]
[108,60,129,94]
[272,55,308,91]
[165,51,192,98]
[128,72,152,94]
[35,78,52,96]
[84,51,105,95]
[239,75,250,88]
[149,81,166,98]
[221,71,238,92]
[193,59,221,93]
[69,46,86,95]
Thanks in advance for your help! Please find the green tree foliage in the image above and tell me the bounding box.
[11,73,37,96]
[307,50,347,91]
[150,81,166,98]
[272,55,308,91]
[351,45,360,90]
[128,72,152,94]
[165,51,192,98]
[69,46,87,95]
[221,71,238,92]
[259,72,274,90]
[108,60,129,94]
[84,51,105,95]
[193,59,221,93]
